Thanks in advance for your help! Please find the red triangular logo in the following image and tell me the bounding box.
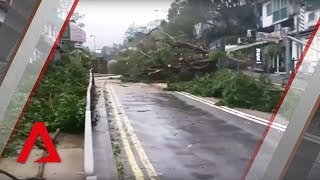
[17,122,61,163]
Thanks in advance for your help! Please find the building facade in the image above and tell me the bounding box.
[60,21,86,51]
[256,0,320,75]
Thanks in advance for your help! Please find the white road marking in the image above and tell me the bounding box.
[176,91,286,132]
[174,91,320,145]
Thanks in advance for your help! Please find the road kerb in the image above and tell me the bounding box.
[150,83,286,130]
[175,91,320,145]
[176,91,286,132]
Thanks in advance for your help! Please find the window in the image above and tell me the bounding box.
[309,12,315,22]
[266,3,272,16]
[272,0,288,22]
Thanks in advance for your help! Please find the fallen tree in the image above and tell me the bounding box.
[111,19,255,82]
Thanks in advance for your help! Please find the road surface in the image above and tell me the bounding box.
[102,79,320,180]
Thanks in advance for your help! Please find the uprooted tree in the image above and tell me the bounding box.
[109,0,256,82]
[110,22,223,82]
[107,0,281,113]
[110,23,246,82]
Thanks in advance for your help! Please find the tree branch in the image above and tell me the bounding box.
[136,27,210,54]
[137,49,153,59]
[36,129,61,179]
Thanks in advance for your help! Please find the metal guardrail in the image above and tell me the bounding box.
[84,69,97,180]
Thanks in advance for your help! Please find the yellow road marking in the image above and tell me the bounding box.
[109,84,158,180]
[106,84,144,180]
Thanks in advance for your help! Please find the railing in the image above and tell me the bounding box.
[84,69,97,180]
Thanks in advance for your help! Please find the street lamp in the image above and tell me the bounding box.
[90,34,96,54]
[90,34,100,71]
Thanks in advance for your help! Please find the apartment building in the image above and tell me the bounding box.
[255,0,320,74]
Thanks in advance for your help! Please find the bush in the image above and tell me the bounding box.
[22,52,91,133]
[167,69,281,112]
[2,49,92,157]
[221,73,280,112]
[167,69,234,97]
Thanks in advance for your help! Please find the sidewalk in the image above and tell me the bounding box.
[0,149,42,180]
[43,133,85,180]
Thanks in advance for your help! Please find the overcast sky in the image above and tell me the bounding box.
[76,0,173,51]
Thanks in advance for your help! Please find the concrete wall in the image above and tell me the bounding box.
[262,1,273,28]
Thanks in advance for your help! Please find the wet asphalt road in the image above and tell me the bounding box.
[108,81,272,180]
[106,81,320,180]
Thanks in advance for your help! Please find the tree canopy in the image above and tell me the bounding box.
[110,0,257,82]
[165,0,256,43]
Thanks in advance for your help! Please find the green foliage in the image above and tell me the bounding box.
[221,73,280,112]
[167,69,281,112]
[167,68,195,82]
[116,50,155,82]
[3,49,92,157]
[166,0,255,42]
[208,50,226,63]
[22,51,91,134]
[109,46,196,82]
[167,69,233,97]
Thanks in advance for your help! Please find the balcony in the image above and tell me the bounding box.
[273,7,288,23]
